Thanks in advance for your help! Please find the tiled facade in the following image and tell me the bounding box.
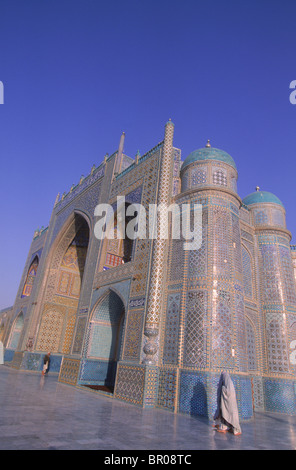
[1,121,296,420]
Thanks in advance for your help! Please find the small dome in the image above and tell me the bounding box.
[181,144,237,171]
[242,190,284,208]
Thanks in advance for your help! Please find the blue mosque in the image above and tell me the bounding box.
[0,119,296,420]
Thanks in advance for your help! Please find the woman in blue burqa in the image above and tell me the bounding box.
[213,371,242,435]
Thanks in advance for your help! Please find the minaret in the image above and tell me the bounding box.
[114,132,126,175]
[142,119,175,364]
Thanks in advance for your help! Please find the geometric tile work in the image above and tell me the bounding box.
[144,366,159,408]
[212,205,231,279]
[266,314,289,373]
[10,351,24,369]
[188,208,208,280]
[242,246,253,298]
[21,352,42,371]
[211,290,233,369]
[122,309,143,361]
[238,377,253,419]
[254,209,268,225]
[169,239,184,281]
[259,244,282,303]
[114,364,145,406]
[251,376,265,411]
[179,370,209,417]
[264,378,296,415]
[183,291,207,368]
[191,166,207,186]
[246,319,258,371]
[213,168,227,186]
[62,313,76,355]
[191,166,207,187]
[162,293,180,365]
[36,309,64,353]
[157,367,177,411]
[231,212,243,276]
[72,316,88,355]
[234,289,248,372]
[58,357,81,385]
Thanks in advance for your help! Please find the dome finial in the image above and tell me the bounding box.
[256,186,260,192]
[205,139,211,148]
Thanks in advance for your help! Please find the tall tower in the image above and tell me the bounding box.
[242,189,296,414]
[165,141,253,418]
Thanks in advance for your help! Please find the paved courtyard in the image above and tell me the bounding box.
[0,365,295,450]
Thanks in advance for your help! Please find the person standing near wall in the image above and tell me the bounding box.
[42,352,51,376]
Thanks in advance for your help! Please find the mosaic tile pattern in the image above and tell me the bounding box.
[179,371,209,417]
[246,319,257,370]
[251,376,265,411]
[183,291,207,368]
[122,309,143,360]
[242,247,253,298]
[58,357,80,385]
[72,316,87,355]
[264,378,296,414]
[114,364,145,406]
[157,368,177,411]
[162,293,181,365]
[144,366,159,408]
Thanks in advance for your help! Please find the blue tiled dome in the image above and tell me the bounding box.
[181,145,237,171]
[242,190,284,207]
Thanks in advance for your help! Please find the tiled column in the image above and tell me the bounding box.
[142,120,175,364]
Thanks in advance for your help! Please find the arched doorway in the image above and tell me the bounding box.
[36,213,90,354]
[9,312,24,349]
[81,290,125,392]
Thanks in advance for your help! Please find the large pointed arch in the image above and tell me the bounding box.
[21,256,39,298]
[35,212,90,354]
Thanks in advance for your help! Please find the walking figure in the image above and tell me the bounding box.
[213,371,242,435]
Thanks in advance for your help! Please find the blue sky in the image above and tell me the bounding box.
[0,0,296,309]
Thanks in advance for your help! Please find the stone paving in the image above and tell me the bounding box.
[0,366,295,450]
